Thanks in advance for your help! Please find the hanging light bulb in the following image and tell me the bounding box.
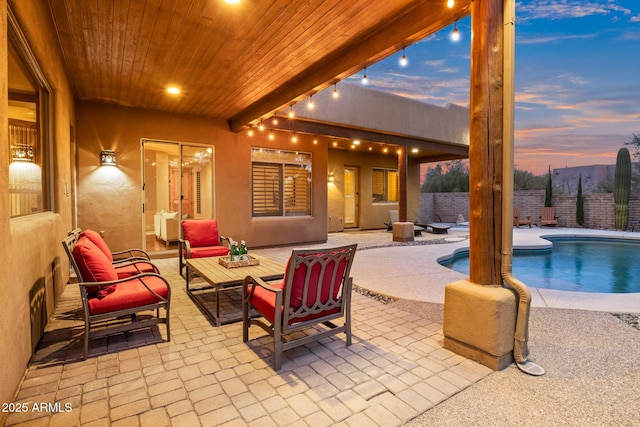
[268,131,275,140]
[332,83,339,99]
[307,96,315,110]
[447,0,454,8]
[291,133,298,143]
[288,104,295,119]
[272,114,278,125]
[258,121,265,131]
[247,126,254,137]
[362,67,368,85]
[451,22,460,41]
[400,48,408,67]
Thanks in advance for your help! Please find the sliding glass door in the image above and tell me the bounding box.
[142,140,215,254]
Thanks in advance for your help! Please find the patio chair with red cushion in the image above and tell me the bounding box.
[242,244,357,370]
[69,229,156,279]
[179,219,231,276]
[62,234,170,359]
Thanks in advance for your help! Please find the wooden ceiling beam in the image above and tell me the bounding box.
[228,0,472,132]
[267,119,469,159]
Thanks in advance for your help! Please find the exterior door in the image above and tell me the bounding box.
[343,166,359,228]
[141,140,215,254]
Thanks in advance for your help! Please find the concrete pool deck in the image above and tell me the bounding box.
[258,226,640,314]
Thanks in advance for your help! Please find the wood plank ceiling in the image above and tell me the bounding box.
[46,0,471,132]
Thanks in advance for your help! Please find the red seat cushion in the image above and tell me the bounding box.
[251,281,285,323]
[251,280,340,325]
[88,276,169,315]
[114,261,157,279]
[187,246,230,259]
[182,219,222,247]
[80,230,113,262]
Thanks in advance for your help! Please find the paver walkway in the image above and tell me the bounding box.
[5,256,491,427]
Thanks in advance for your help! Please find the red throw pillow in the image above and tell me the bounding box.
[182,219,220,247]
[80,229,114,262]
[72,236,118,282]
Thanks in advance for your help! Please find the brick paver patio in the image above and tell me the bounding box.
[6,257,491,427]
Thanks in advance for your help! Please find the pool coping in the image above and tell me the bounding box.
[348,227,640,314]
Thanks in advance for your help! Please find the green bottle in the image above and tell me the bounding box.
[240,240,248,260]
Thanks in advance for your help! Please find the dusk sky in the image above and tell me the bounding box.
[346,0,640,176]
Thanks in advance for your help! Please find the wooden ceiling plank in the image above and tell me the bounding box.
[173,5,243,116]
[46,0,81,96]
[181,0,295,117]
[223,0,414,117]
[128,0,169,108]
[218,1,370,114]
[213,1,370,109]
[109,0,131,105]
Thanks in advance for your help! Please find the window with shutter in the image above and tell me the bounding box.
[372,168,398,203]
[251,148,311,217]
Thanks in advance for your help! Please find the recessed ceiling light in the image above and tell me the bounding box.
[224,0,240,4]
[167,87,180,95]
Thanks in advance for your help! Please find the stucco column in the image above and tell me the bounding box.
[398,147,408,222]
[442,0,517,370]
[392,147,414,242]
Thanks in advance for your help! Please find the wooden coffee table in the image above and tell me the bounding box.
[185,255,284,326]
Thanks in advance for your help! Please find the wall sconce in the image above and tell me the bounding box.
[328,173,335,183]
[100,150,117,166]
[11,144,34,162]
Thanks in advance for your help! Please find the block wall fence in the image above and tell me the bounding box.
[420,190,640,231]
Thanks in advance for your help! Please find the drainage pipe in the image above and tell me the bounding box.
[501,0,544,375]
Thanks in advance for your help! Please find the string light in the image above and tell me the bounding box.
[258,121,265,131]
[451,22,460,41]
[400,48,408,67]
[288,104,295,119]
[307,96,315,110]
[332,83,339,99]
[268,131,275,140]
[291,133,298,143]
[247,126,254,137]
[272,114,278,125]
[362,67,368,85]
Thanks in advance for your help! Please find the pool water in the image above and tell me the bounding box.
[442,238,640,293]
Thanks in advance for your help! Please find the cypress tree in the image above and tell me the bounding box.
[576,174,584,226]
[545,165,553,207]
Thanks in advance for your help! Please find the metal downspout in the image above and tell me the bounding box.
[501,0,544,376]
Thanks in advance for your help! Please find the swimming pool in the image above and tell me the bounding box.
[440,237,640,293]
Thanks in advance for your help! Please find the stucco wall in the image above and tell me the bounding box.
[1,1,75,418]
[327,148,421,231]
[294,83,469,146]
[75,101,330,250]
